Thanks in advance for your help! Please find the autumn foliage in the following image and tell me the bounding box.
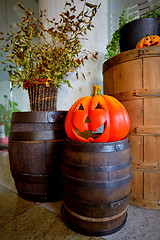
[0,0,100,89]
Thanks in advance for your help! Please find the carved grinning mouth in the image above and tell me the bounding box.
[144,42,159,46]
[75,122,106,141]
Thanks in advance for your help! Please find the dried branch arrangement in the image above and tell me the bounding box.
[0,0,100,89]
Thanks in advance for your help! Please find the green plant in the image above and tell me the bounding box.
[105,4,134,60]
[142,6,160,18]
[0,0,100,90]
[0,95,21,137]
[105,3,160,60]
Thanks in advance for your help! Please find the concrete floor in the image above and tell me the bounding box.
[102,205,160,240]
[0,150,160,240]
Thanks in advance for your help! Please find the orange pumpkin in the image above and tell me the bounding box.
[136,35,160,49]
[65,85,130,143]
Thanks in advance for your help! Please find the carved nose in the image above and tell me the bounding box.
[85,116,91,123]
[149,41,152,43]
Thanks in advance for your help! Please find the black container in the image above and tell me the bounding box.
[119,18,160,52]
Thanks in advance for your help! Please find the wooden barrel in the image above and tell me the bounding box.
[103,45,160,210]
[8,111,67,202]
[61,138,132,236]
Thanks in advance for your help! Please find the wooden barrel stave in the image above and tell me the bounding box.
[9,111,67,202]
[63,192,130,218]
[61,138,132,236]
[61,204,127,236]
[62,181,131,204]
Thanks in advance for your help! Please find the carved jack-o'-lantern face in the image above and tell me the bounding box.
[136,35,160,49]
[65,85,130,143]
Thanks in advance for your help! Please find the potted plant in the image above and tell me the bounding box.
[0,0,100,202]
[0,95,20,146]
[0,0,100,111]
[105,3,160,59]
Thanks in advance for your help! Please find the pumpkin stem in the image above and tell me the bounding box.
[91,85,102,96]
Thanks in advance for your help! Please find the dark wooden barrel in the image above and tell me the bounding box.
[8,111,67,202]
[61,138,132,236]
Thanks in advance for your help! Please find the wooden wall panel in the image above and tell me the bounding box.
[122,100,143,131]
[113,59,142,92]
[143,57,160,88]
[144,173,159,201]
[131,172,143,199]
[103,67,113,95]
[128,135,143,164]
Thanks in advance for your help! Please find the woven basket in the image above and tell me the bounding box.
[28,84,57,111]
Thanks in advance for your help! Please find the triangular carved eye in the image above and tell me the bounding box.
[95,103,102,109]
[78,103,84,110]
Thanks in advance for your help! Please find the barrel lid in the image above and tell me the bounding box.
[102,45,160,74]
[11,111,68,123]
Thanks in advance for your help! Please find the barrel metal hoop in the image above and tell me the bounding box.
[62,157,132,172]
[11,170,59,183]
[63,204,128,222]
[64,138,130,153]
[47,111,67,123]
[109,191,131,208]
[11,111,67,123]
[62,173,132,188]
[9,130,66,141]
[110,88,160,102]
[63,190,131,209]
